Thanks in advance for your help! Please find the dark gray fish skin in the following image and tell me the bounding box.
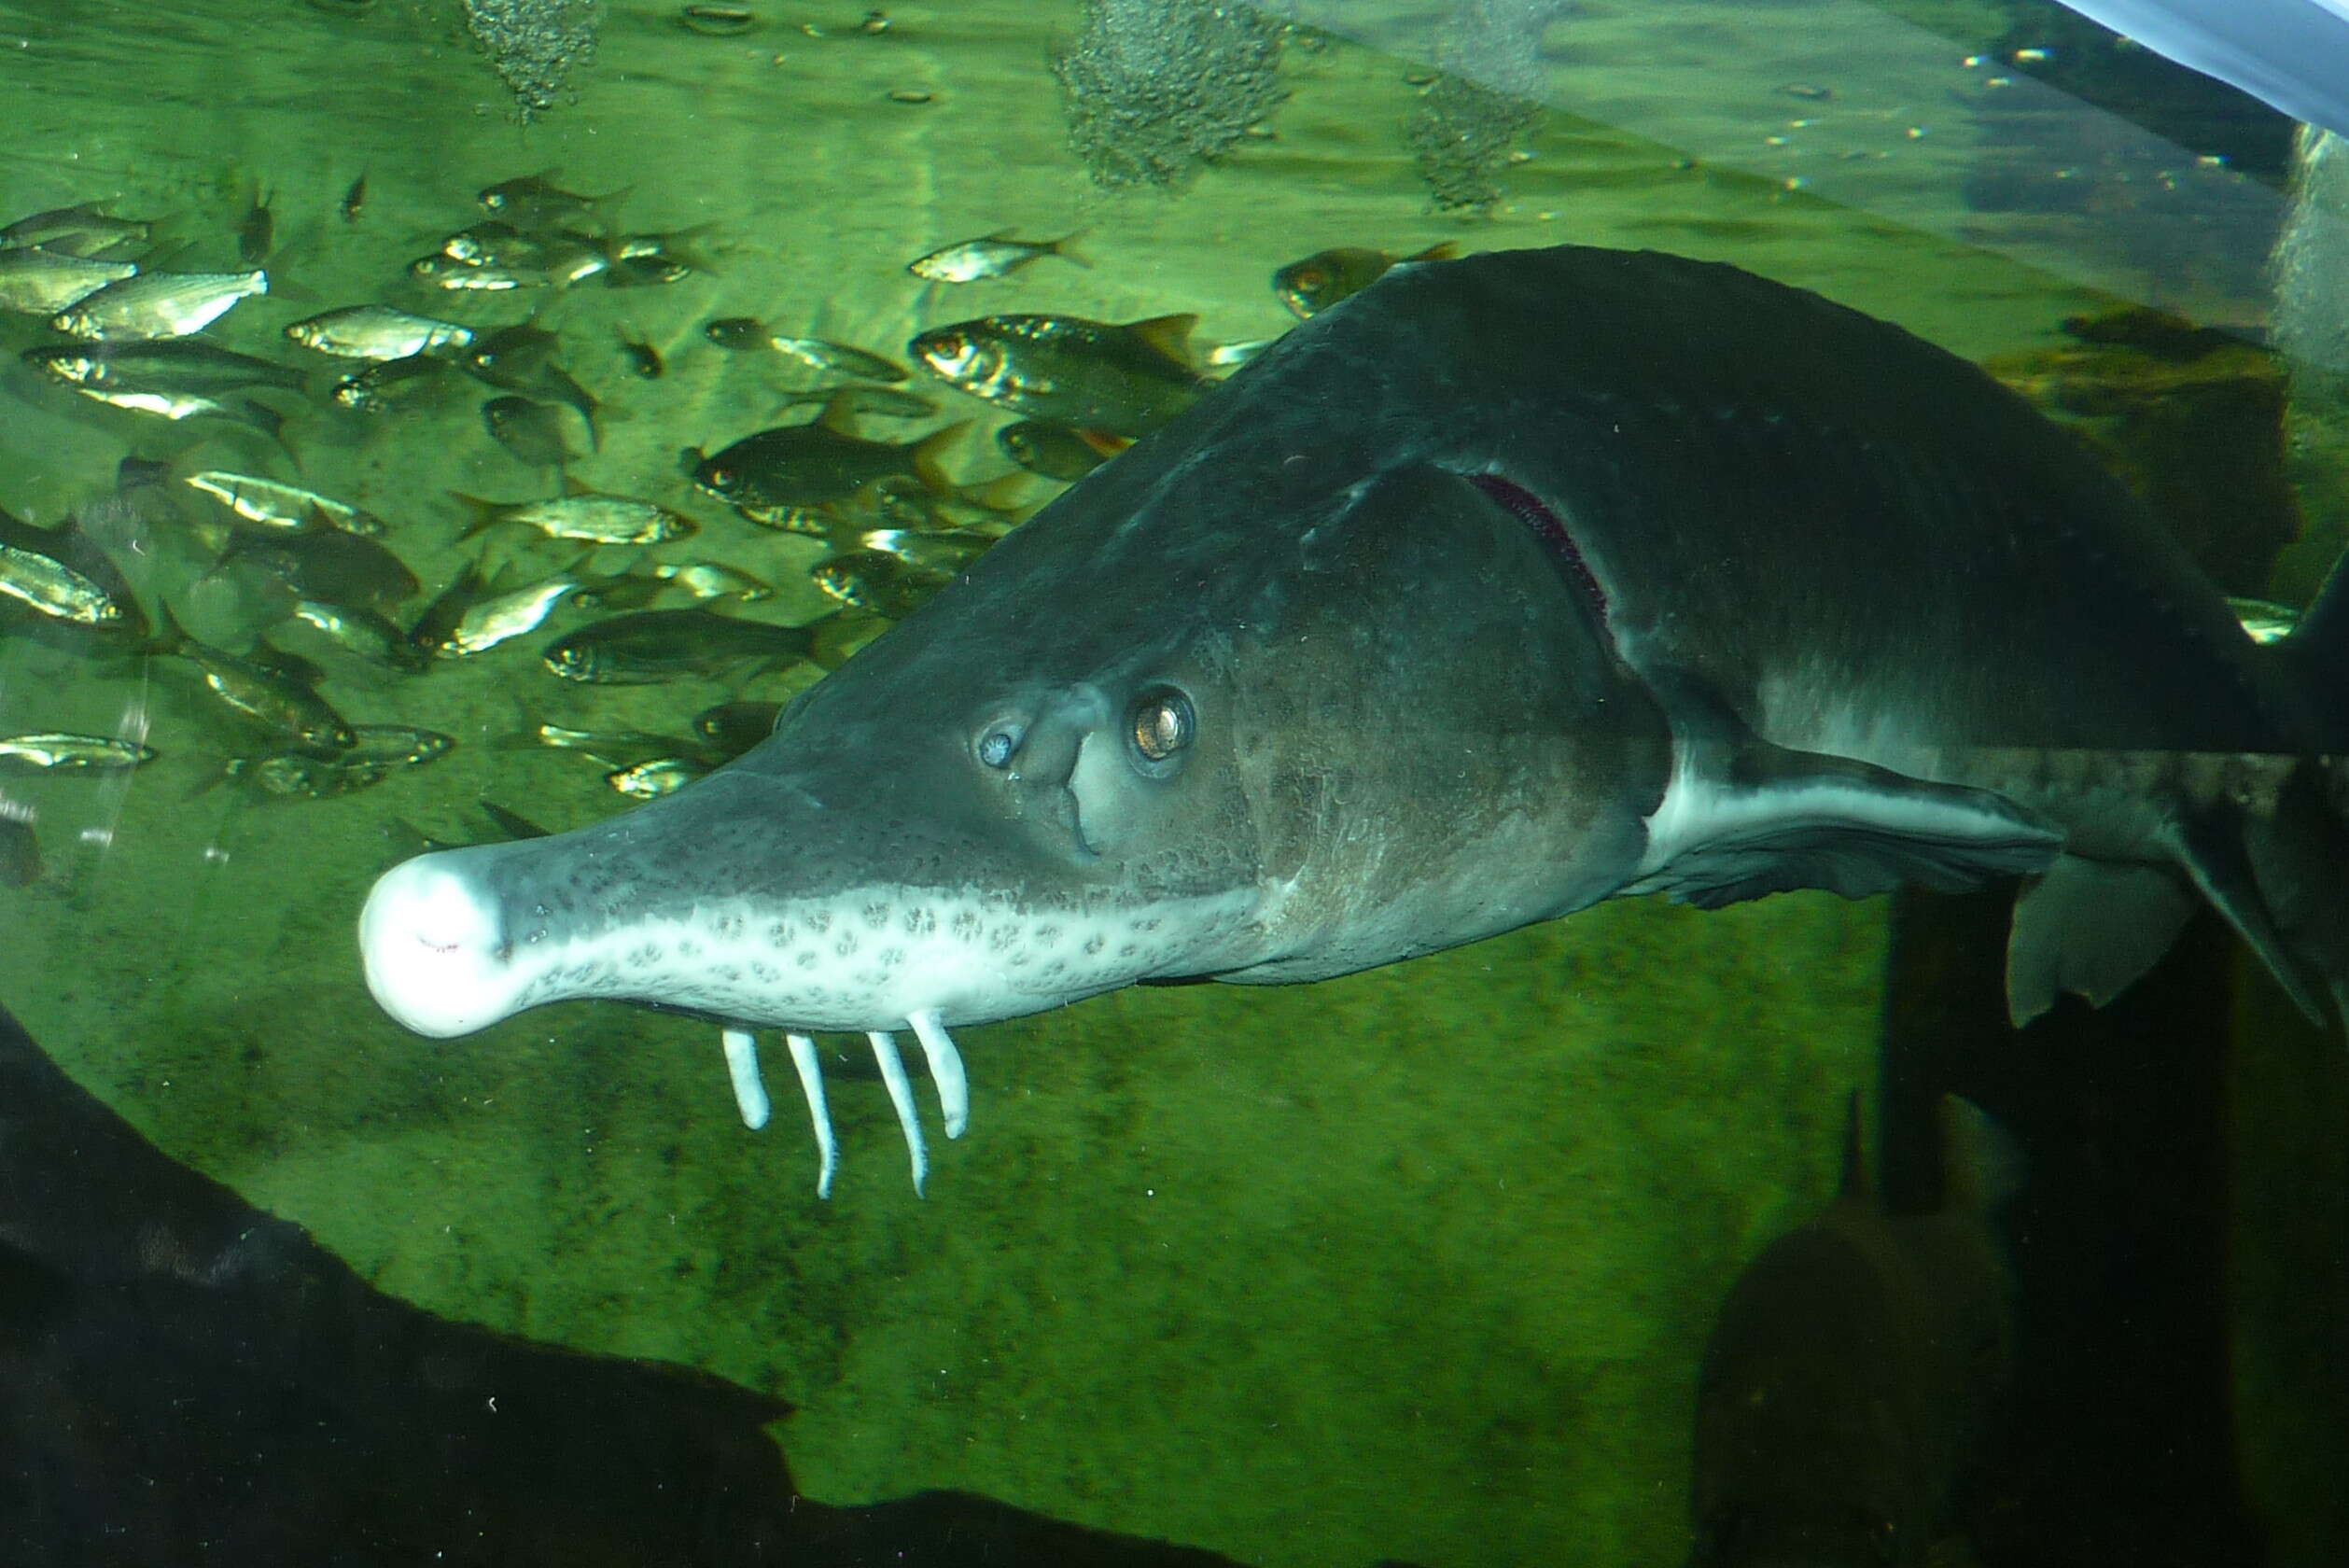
[540,608,815,684]
[151,607,357,754]
[617,327,664,379]
[229,529,421,616]
[482,396,577,468]
[1689,1098,2014,1568]
[236,186,274,266]
[604,230,709,287]
[355,244,2349,1110]
[405,563,493,664]
[24,340,307,397]
[343,725,456,767]
[0,202,149,257]
[460,326,599,441]
[288,599,431,673]
[1270,243,1455,318]
[230,751,392,799]
[458,322,561,387]
[333,353,454,412]
[691,413,958,511]
[808,549,936,617]
[997,419,1109,481]
[909,312,1204,438]
[704,315,770,351]
[776,385,938,421]
[242,638,330,692]
[692,700,783,757]
[478,170,620,229]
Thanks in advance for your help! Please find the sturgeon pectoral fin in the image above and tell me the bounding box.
[908,1009,969,1139]
[720,1028,771,1131]
[868,1030,929,1196]
[1635,739,2062,910]
[2006,856,2197,1027]
[784,1031,837,1200]
[2171,810,2331,1027]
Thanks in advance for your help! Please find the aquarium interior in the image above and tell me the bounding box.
[0,0,2345,1563]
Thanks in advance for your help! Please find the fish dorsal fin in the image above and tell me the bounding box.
[1405,242,1461,264]
[1125,312,1198,365]
[1937,1095,2024,1212]
[1629,685,2063,910]
[816,390,862,436]
[1836,1089,1873,1207]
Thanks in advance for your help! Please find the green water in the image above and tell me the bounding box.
[0,1,2341,1563]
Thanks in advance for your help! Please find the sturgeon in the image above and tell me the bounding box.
[358,245,2349,1194]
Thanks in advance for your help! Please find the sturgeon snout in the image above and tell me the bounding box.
[359,852,527,1040]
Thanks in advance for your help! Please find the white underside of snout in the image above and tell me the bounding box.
[359,856,529,1038]
[358,849,1258,1194]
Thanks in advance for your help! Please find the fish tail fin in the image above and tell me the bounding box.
[2280,548,2349,736]
[650,221,722,276]
[449,493,506,543]
[140,598,189,661]
[1937,1096,2025,1213]
[2151,759,2349,1033]
[911,421,970,493]
[183,755,236,802]
[2241,548,2349,1033]
[1048,231,1093,270]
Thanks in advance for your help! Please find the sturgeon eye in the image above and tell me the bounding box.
[1129,688,1193,764]
[976,724,1018,768]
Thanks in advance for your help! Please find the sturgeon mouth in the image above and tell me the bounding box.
[358,847,1252,1197]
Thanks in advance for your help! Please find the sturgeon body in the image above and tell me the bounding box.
[359,245,2349,1191]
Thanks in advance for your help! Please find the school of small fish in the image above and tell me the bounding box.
[0,177,1479,881]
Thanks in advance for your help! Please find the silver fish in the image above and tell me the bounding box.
[0,733,155,772]
[230,752,394,799]
[453,490,696,546]
[606,755,712,798]
[769,336,909,383]
[651,560,774,601]
[408,254,536,291]
[0,202,149,257]
[0,539,129,626]
[184,472,386,539]
[437,573,583,657]
[343,725,457,767]
[0,247,136,315]
[51,269,269,340]
[285,305,476,362]
[906,231,1085,284]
